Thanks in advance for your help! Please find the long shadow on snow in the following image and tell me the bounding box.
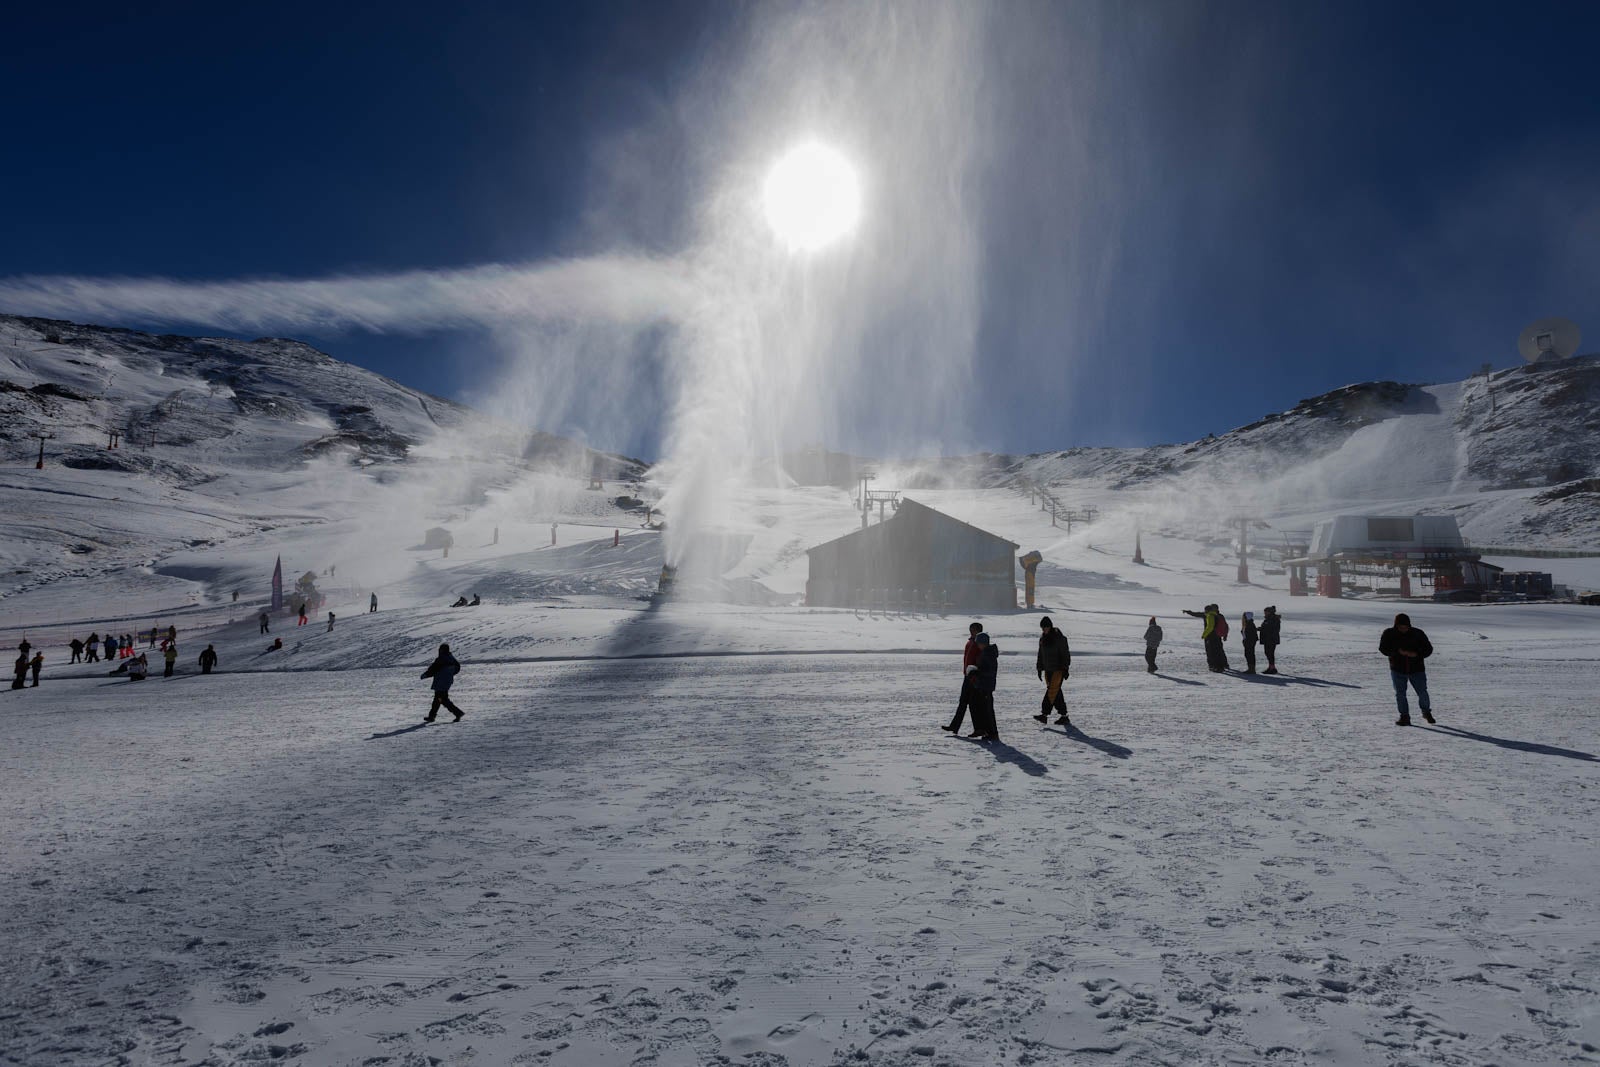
[956,736,1048,776]
[367,722,436,740]
[1417,724,1597,762]
[1233,672,1362,689]
[1040,723,1132,759]
[1155,674,1208,686]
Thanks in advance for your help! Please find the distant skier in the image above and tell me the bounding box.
[968,632,1001,741]
[1260,606,1281,674]
[1183,604,1230,672]
[942,622,984,734]
[327,611,336,632]
[1143,616,1163,673]
[259,611,270,635]
[10,652,26,690]
[1379,612,1434,726]
[420,643,465,722]
[232,590,239,603]
[85,632,100,663]
[198,645,218,674]
[163,643,178,678]
[1241,611,1259,675]
[370,592,378,613]
[1033,616,1072,726]
[69,637,84,664]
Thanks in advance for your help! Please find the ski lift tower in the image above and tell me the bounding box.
[1233,516,1271,584]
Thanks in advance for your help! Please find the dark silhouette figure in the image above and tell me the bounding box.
[1241,612,1259,674]
[370,592,378,613]
[1143,617,1162,673]
[327,612,336,632]
[420,643,464,722]
[968,634,1000,741]
[199,645,218,674]
[259,612,270,635]
[1033,616,1071,725]
[1260,606,1281,674]
[69,638,84,663]
[29,653,42,686]
[943,622,984,734]
[1379,612,1434,726]
[12,652,28,690]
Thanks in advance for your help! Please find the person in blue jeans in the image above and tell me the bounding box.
[1378,612,1434,726]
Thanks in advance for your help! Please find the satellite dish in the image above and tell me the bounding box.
[1517,317,1581,363]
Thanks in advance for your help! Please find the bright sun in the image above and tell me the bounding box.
[762,142,861,252]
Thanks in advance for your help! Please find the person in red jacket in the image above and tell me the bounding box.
[941,622,985,734]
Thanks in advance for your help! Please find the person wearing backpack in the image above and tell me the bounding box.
[968,633,1001,741]
[1182,604,1230,672]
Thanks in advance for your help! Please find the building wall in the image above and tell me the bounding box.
[806,504,1016,609]
[1309,515,1464,557]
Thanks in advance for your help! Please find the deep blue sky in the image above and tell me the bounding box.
[2,1,1597,457]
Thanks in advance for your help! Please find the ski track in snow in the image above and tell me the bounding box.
[2,637,1597,1066]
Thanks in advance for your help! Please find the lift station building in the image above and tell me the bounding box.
[1281,515,1498,598]
[805,498,1019,610]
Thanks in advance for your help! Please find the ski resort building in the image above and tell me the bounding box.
[1281,515,1495,598]
[804,498,1019,610]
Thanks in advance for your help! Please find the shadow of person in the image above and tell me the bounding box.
[960,737,1048,776]
[1157,674,1208,686]
[1047,723,1133,759]
[1419,724,1597,762]
[366,722,436,740]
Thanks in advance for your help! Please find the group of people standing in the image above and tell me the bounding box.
[1177,604,1281,674]
[941,606,1440,738]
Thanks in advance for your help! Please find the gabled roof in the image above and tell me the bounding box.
[805,497,1020,555]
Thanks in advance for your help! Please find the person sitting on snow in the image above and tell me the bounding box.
[469,594,481,606]
[451,596,469,607]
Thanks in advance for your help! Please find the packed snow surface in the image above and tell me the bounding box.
[2,316,1599,1064]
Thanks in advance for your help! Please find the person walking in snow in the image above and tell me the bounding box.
[259,611,270,635]
[942,622,985,734]
[297,603,308,627]
[11,652,26,690]
[1379,613,1435,726]
[162,642,178,678]
[1183,604,1230,672]
[85,632,100,663]
[166,624,176,644]
[1240,611,1259,675]
[29,652,43,687]
[326,611,335,632]
[1033,616,1072,726]
[198,645,218,674]
[1143,617,1163,673]
[69,637,84,664]
[420,643,465,722]
[968,632,1001,741]
[369,592,378,613]
[1259,606,1281,674]
[148,626,159,648]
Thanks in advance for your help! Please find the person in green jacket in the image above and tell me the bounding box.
[1182,604,1230,672]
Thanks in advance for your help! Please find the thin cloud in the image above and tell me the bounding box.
[0,257,693,334]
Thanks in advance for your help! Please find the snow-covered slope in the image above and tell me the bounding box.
[0,315,647,607]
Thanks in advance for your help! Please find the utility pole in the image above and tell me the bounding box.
[33,432,54,470]
[858,473,875,530]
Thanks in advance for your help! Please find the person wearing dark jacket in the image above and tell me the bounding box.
[1379,613,1434,726]
[11,652,27,690]
[69,638,84,664]
[1240,612,1259,674]
[968,633,1001,741]
[1143,617,1163,673]
[1033,617,1071,726]
[420,643,465,722]
[259,612,270,635]
[943,622,985,733]
[30,652,44,686]
[199,645,219,674]
[85,632,100,663]
[1259,606,1281,674]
